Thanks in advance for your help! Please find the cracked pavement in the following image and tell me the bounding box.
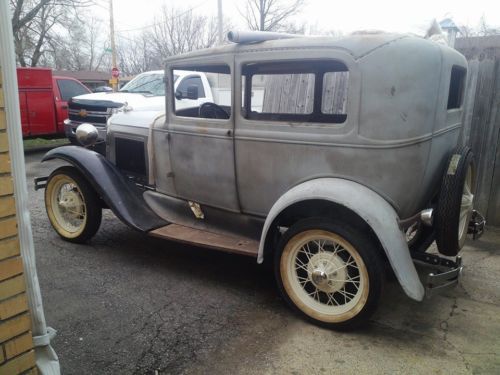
[25,151,500,374]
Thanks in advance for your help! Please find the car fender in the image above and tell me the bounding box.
[258,178,425,301]
[42,146,167,232]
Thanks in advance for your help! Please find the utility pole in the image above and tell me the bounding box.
[109,0,118,91]
[217,0,223,44]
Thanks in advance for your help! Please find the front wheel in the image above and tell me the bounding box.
[45,166,102,243]
[274,218,383,330]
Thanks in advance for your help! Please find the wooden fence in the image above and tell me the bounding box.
[457,36,500,226]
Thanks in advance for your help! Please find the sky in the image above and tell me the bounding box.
[92,0,500,38]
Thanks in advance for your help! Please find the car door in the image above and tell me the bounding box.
[162,57,239,212]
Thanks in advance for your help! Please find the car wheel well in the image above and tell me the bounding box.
[263,199,387,264]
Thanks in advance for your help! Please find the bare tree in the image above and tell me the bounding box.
[149,6,219,60]
[10,0,93,67]
[116,33,162,76]
[240,0,305,32]
[456,16,500,38]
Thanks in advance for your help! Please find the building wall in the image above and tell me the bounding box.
[0,69,37,374]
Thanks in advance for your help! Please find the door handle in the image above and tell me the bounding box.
[226,130,232,137]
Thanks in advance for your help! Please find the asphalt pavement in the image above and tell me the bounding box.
[25,151,500,374]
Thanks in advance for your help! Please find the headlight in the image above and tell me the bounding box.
[76,123,98,147]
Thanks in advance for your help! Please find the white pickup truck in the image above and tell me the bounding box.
[64,70,213,147]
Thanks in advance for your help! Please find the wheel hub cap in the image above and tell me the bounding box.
[307,252,347,293]
[58,190,83,218]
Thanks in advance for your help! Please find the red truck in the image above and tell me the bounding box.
[17,68,91,137]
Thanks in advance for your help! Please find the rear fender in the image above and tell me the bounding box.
[42,146,166,232]
[259,178,425,301]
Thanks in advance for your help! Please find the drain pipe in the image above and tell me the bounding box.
[0,2,60,374]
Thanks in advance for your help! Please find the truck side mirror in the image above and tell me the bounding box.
[186,85,199,100]
[175,89,183,100]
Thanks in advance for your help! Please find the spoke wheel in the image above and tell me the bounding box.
[275,218,383,330]
[45,166,102,243]
[435,146,475,256]
[459,165,474,245]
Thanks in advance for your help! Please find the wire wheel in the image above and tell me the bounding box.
[459,164,474,246]
[45,166,102,243]
[47,175,87,238]
[435,146,475,256]
[275,219,383,329]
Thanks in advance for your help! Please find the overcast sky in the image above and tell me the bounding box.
[94,0,499,38]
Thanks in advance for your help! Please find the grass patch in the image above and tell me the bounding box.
[23,137,69,151]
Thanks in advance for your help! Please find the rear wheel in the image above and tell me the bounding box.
[274,218,383,330]
[45,166,102,243]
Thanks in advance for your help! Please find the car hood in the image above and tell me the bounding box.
[71,92,165,111]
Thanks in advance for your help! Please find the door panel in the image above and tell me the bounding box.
[162,59,239,212]
[26,91,56,136]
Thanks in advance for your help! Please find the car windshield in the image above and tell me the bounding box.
[120,73,167,96]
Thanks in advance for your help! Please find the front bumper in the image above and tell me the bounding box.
[411,251,463,298]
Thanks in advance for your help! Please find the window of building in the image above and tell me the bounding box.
[242,60,348,123]
[447,65,466,109]
[172,64,231,119]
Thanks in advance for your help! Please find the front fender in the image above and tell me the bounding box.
[42,146,167,232]
[259,178,425,301]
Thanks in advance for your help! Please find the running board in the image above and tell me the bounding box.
[149,224,259,258]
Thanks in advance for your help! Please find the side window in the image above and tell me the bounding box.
[447,66,466,110]
[57,79,89,101]
[173,64,231,119]
[252,73,315,114]
[242,60,348,123]
[322,71,349,115]
[176,76,206,98]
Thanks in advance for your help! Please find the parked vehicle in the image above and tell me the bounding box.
[93,86,113,93]
[35,31,485,330]
[17,68,90,138]
[64,70,212,145]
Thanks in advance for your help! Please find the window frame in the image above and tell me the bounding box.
[57,79,89,101]
[242,60,349,124]
[169,63,233,122]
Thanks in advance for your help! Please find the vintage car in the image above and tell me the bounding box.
[35,31,485,330]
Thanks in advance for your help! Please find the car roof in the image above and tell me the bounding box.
[165,32,445,63]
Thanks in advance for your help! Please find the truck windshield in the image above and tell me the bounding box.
[120,73,170,96]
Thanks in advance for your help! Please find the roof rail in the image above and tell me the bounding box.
[227,30,300,44]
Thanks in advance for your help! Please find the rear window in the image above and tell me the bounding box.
[57,79,89,101]
[447,66,466,109]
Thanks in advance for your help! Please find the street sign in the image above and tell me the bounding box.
[111,67,120,78]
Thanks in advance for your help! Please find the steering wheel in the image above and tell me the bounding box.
[199,102,229,119]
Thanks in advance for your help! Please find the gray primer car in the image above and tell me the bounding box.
[35,31,485,330]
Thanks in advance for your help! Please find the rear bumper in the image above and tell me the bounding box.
[468,210,485,240]
[411,251,463,298]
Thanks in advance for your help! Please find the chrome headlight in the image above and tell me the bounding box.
[75,123,98,147]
